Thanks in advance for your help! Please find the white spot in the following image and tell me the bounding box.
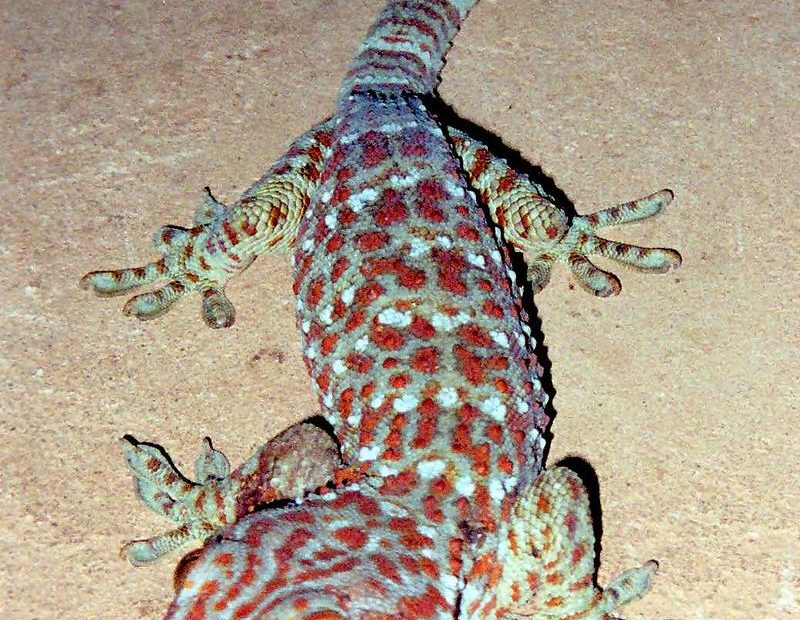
[319,305,333,325]
[377,119,418,135]
[355,335,369,351]
[436,236,453,249]
[408,237,429,258]
[437,387,458,408]
[467,253,486,268]
[359,445,381,461]
[489,478,506,501]
[378,307,411,327]
[380,500,408,517]
[378,464,399,477]
[377,121,403,134]
[324,211,338,229]
[339,130,358,145]
[516,398,530,414]
[305,344,317,360]
[320,189,332,204]
[393,394,419,413]
[301,320,311,334]
[389,170,420,188]
[431,311,470,332]
[347,412,361,426]
[503,477,518,492]
[323,393,333,408]
[341,285,356,305]
[521,323,532,337]
[418,525,437,539]
[455,476,475,496]
[332,359,347,375]
[441,574,459,604]
[348,188,378,212]
[301,238,315,252]
[490,330,509,347]
[444,181,465,198]
[417,459,446,479]
[490,249,503,265]
[321,491,337,500]
[516,333,526,349]
[370,393,385,409]
[480,396,507,422]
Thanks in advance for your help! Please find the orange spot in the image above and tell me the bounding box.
[337,387,354,417]
[390,373,410,388]
[482,300,504,318]
[498,454,514,475]
[399,585,448,618]
[453,345,485,385]
[422,494,444,523]
[326,233,344,253]
[331,256,349,282]
[486,423,503,444]
[410,315,436,339]
[458,324,492,347]
[411,346,439,373]
[304,612,346,620]
[372,553,402,583]
[374,188,408,226]
[321,333,338,355]
[355,231,389,252]
[306,277,324,307]
[370,322,405,350]
[333,526,368,550]
[455,222,480,242]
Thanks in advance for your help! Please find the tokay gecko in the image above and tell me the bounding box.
[81,1,681,618]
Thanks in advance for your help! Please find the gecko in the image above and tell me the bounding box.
[81,1,681,618]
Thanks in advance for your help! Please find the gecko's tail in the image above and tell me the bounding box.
[337,0,478,104]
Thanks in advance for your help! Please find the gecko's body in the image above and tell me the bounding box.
[82,1,680,618]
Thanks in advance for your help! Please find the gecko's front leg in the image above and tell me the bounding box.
[82,122,679,330]
[450,128,681,296]
[81,125,333,328]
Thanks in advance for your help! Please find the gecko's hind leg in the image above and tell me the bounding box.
[120,421,340,565]
[500,467,656,619]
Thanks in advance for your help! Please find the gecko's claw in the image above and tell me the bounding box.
[119,436,234,565]
[525,189,681,296]
[80,189,245,328]
[119,423,342,566]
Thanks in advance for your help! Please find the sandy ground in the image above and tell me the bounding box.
[2,1,797,618]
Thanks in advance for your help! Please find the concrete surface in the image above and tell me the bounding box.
[1,1,797,618]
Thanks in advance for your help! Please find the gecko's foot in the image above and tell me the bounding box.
[120,422,341,566]
[525,189,682,296]
[119,435,236,565]
[80,187,246,328]
[502,467,657,619]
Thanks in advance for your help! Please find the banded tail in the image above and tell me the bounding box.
[338,0,478,102]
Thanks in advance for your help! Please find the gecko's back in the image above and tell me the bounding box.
[82,1,680,618]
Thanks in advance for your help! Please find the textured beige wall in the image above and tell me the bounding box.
[2,1,797,618]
